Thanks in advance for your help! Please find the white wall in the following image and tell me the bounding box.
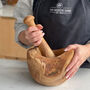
[0,0,3,8]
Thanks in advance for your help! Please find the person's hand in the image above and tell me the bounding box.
[25,24,45,46]
[64,44,90,79]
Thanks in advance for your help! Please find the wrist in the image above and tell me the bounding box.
[18,30,32,46]
[85,44,90,57]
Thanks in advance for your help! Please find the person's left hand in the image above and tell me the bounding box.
[64,44,90,79]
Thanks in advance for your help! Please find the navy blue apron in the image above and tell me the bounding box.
[33,0,90,68]
[33,0,90,50]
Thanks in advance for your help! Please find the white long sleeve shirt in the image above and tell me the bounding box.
[14,0,33,48]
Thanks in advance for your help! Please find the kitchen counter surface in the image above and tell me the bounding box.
[0,59,90,90]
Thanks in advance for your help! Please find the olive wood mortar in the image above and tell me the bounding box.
[24,15,74,86]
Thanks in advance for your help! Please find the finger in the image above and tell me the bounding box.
[36,24,43,30]
[66,69,78,80]
[27,26,39,33]
[76,58,85,68]
[26,31,44,43]
[66,63,79,79]
[34,39,42,46]
[66,60,80,79]
[64,44,78,51]
[31,33,44,43]
[66,53,79,72]
[30,30,44,39]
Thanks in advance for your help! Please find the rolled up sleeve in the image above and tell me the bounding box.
[14,0,33,48]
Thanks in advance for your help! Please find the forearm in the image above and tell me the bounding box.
[14,0,33,48]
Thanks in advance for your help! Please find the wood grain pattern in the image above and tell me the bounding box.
[25,15,74,86]
[7,0,18,5]
[0,17,27,60]
[27,48,74,86]
[24,15,55,57]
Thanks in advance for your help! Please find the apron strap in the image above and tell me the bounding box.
[33,0,37,11]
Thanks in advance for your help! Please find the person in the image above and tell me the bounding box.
[14,0,90,80]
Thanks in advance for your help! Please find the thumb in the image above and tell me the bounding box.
[36,24,43,30]
[64,44,78,51]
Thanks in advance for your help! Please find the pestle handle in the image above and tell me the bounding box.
[24,15,55,57]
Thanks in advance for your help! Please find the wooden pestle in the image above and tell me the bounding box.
[24,15,55,57]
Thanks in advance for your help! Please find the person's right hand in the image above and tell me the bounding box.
[25,24,45,46]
